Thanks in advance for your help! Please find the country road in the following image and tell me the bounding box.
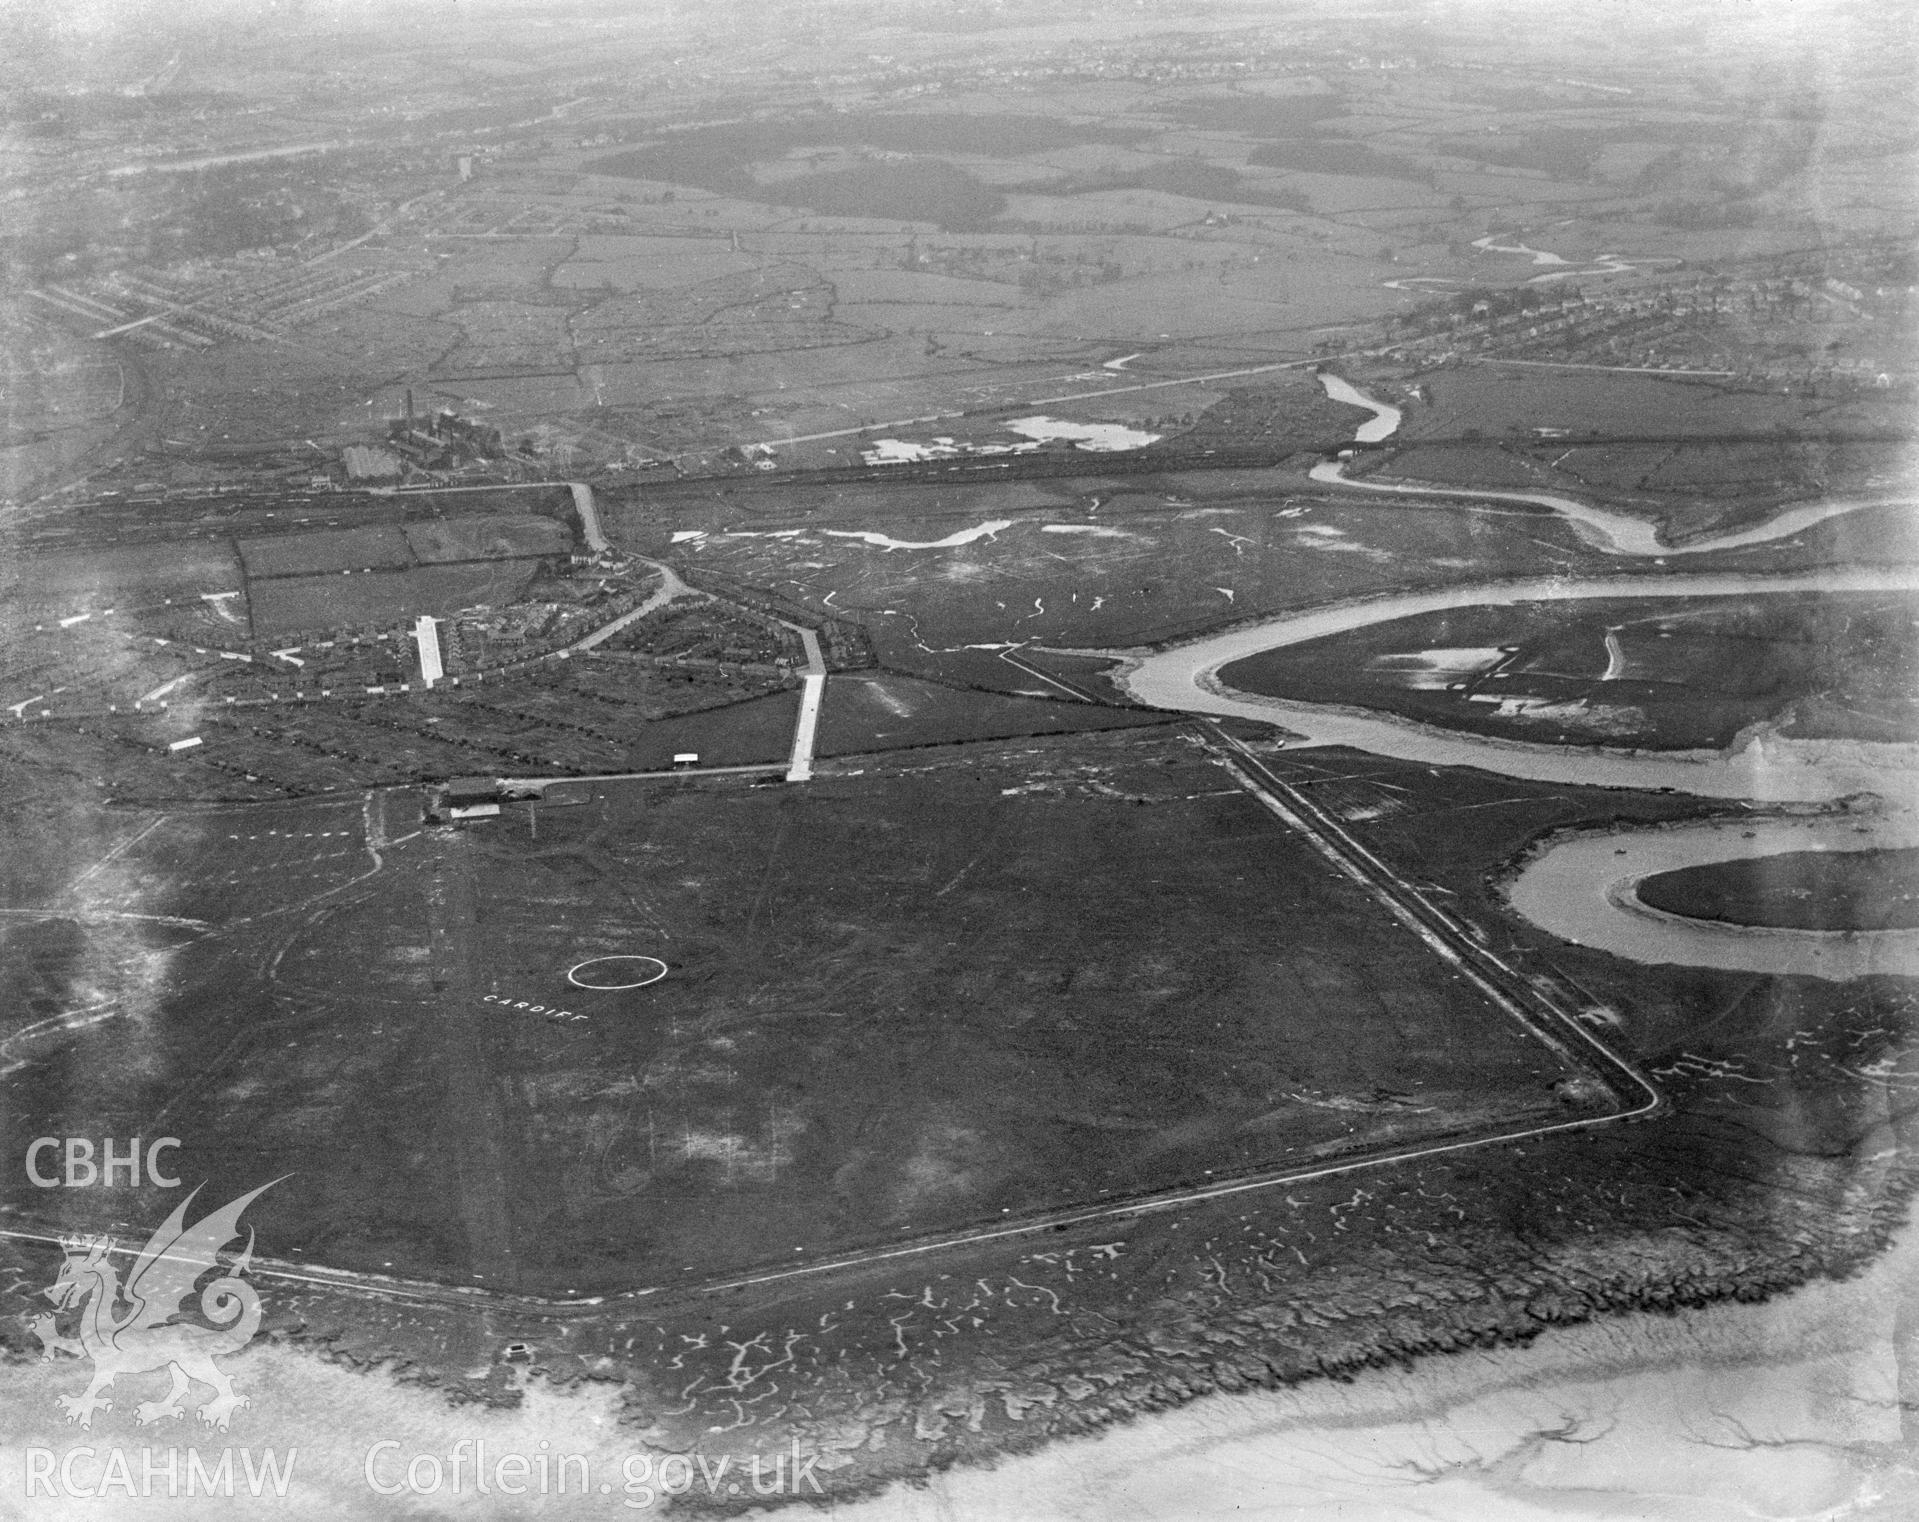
[693,720,1673,1299]
[1,694,1677,1317]
[1200,723,1660,1113]
[564,554,694,653]
[568,480,608,553]
[785,624,827,782]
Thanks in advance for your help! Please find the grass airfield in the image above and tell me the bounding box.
[1,729,1584,1297]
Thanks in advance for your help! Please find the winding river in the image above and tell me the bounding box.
[1117,373,1919,977]
[1304,370,1904,557]
[1308,456,1904,559]
[1511,813,1919,980]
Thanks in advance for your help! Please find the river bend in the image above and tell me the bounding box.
[1111,375,1919,975]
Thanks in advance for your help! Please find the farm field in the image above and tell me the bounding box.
[1351,435,1914,544]
[1536,439,1915,538]
[1217,592,1919,750]
[1,540,244,614]
[65,68,1673,488]
[249,561,546,634]
[12,4,1914,520]
[178,669,795,796]
[4,6,1918,1509]
[238,523,414,578]
[403,514,570,564]
[0,729,1585,1293]
[816,671,1169,754]
[1362,442,1565,491]
[1396,367,1912,443]
[240,513,572,579]
[230,512,578,635]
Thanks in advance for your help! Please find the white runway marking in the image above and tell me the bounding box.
[567,955,670,991]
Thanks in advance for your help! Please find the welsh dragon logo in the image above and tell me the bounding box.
[29,1179,279,1431]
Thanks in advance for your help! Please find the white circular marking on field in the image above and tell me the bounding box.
[566,955,669,991]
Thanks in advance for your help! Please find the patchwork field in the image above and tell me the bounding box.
[229,512,577,634]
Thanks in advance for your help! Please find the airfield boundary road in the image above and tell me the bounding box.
[0,713,1668,1311]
